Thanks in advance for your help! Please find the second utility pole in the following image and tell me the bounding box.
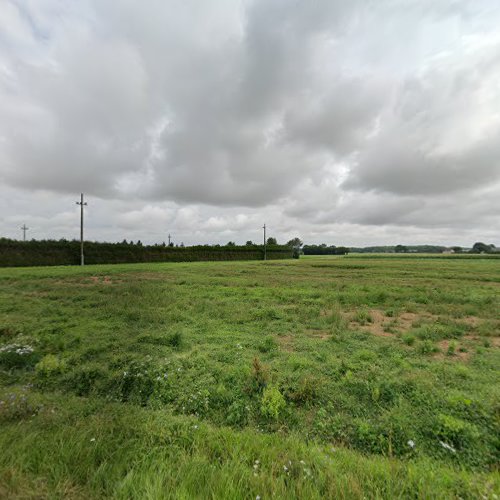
[263,223,267,261]
[76,193,87,266]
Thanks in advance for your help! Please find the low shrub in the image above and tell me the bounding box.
[36,354,66,377]
[261,385,286,420]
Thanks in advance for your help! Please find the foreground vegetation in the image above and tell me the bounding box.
[0,256,499,498]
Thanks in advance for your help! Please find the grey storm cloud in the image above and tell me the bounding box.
[0,0,499,245]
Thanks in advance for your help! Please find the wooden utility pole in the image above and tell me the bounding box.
[168,234,171,246]
[263,223,267,261]
[21,224,29,241]
[76,193,87,266]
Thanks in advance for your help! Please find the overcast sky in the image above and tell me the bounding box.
[1,0,499,247]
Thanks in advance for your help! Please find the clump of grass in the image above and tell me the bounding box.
[288,375,321,405]
[402,334,415,346]
[257,336,277,353]
[417,340,439,355]
[166,331,183,349]
[447,341,457,356]
[354,310,372,325]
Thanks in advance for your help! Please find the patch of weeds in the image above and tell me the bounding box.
[178,388,211,417]
[434,413,480,451]
[417,340,439,355]
[402,334,416,346]
[248,357,269,393]
[36,354,66,378]
[0,390,39,422]
[225,399,251,427]
[287,375,321,405]
[65,366,110,396]
[166,331,183,349]
[257,336,277,353]
[0,342,39,369]
[0,326,17,338]
[447,341,457,356]
[355,349,377,362]
[354,309,372,325]
[261,385,286,420]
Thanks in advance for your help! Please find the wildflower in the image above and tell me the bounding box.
[90,438,96,442]
[439,441,456,453]
[193,425,198,430]
[407,440,415,448]
[283,465,288,472]
[256,496,261,500]
[299,460,305,465]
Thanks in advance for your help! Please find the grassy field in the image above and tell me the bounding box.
[0,256,499,499]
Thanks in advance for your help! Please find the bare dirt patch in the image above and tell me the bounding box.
[277,334,295,352]
[306,330,331,340]
[435,340,471,361]
[88,276,117,285]
[348,309,439,338]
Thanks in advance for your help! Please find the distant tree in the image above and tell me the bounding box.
[266,237,277,245]
[121,239,128,245]
[335,246,350,255]
[286,237,303,248]
[471,242,491,253]
[180,242,185,248]
[245,240,253,246]
[226,241,236,247]
[395,244,408,253]
[168,242,174,247]
[451,246,462,253]
[136,240,143,246]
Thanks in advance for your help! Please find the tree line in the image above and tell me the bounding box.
[0,238,294,267]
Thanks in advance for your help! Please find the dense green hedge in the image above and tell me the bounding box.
[0,239,294,267]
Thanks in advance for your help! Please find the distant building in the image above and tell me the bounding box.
[442,248,455,254]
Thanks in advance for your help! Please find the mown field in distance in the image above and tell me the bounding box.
[0,256,499,499]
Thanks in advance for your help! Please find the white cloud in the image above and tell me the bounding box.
[0,0,499,247]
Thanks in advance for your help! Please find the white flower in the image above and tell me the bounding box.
[90,438,96,442]
[283,465,288,472]
[439,441,456,453]
[407,440,415,448]
[256,496,261,500]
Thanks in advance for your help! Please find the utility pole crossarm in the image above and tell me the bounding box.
[76,193,88,266]
[21,224,29,242]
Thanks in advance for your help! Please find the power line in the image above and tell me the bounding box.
[21,224,29,242]
[76,193,88,266]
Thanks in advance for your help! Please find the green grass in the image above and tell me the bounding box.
[0,256,499,498]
